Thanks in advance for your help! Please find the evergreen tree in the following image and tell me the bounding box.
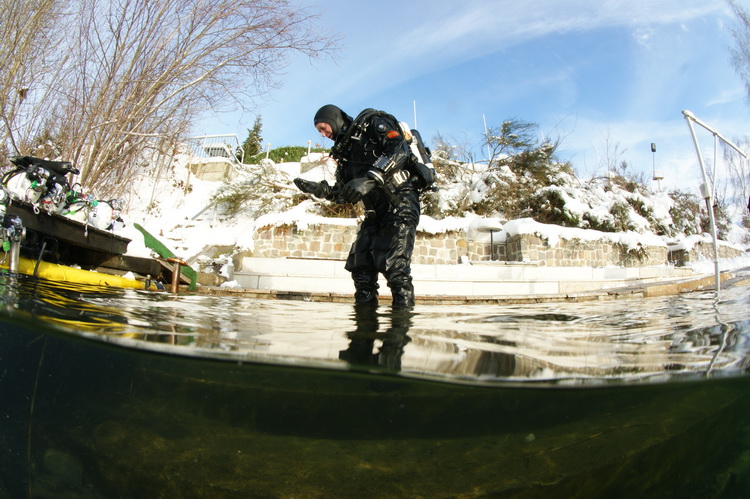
[241,116,264,160]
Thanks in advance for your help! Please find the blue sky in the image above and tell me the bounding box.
[196,0,749,192]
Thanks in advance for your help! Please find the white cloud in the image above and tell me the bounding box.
[391,0,727,65]
[204,0,744,169]
[632,28,654,48]
[295,0,732,107]
[707,87,746,106]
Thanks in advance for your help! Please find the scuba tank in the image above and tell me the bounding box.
[398,123,437,192]
[2,168,47,205]
[61,194,118,230]
[2,156,80,213]
[87,199,121,230]
[61,190,90,223]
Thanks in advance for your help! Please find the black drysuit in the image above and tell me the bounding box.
[299,106,424,308]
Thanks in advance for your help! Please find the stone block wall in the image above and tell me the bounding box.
[254,223,357,260]
[252,222,679,267]
[668,241,744,267]
[413,232,469,264]
[254,224,478,263]
[505,234,668,267]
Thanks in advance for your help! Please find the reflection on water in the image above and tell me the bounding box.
[4,272,750,386]
[1,272,750,497]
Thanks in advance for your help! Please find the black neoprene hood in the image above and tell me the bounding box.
[314,104,350,140]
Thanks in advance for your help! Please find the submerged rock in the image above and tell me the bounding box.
[42,449,84,486]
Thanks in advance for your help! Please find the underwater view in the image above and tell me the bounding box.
[2,271,750,498]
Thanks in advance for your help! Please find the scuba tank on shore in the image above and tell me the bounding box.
[1,156,121,231]
[1,156,80,214]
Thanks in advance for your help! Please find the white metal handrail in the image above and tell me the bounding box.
[682,110,747,292]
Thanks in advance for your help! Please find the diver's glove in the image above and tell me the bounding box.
[340,177,378,203]
[293,178,331,199]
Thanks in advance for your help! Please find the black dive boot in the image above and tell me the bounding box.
[390,283,415,309]
[352,270,379,305]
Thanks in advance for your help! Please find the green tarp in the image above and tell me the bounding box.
[133,223,197,291]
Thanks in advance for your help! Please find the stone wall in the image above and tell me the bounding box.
[668,241,744,267]
[254,224,477,264]
[505,234,668,267]
[253,222,679,267]
[254,223,356,260]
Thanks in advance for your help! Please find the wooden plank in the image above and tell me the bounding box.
[86,254,163,276]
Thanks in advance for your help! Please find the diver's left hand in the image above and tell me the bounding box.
[340,177,377,203]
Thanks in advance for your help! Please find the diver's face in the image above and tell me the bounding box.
[316,122,333,140]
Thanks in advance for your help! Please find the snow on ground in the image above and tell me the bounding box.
[114,156,750,276]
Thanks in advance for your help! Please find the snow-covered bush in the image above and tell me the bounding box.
[425,135,734,239]
[225,127,737,242]
[210,160,297,218]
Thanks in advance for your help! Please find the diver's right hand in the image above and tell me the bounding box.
[294,178,330,199]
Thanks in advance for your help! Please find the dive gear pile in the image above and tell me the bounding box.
[1,156,121,231]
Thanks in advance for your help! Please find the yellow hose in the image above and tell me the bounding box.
[0,254,159,290]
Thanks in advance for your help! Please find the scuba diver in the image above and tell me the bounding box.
[294,104,435,309]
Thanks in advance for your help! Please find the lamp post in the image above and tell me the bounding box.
[651,142,663,190]
[651,142,656,174]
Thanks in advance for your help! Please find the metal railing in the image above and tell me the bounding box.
[682,110,748,292]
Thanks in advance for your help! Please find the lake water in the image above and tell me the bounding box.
[2,271,750,498]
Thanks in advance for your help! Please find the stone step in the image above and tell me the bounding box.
[233,257,699,297]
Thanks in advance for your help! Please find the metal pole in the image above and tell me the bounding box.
[167,257,186,293]
[682,110,749,292]
[683,111,721,291]
[9,224,24,274]
[651,142,656,179]
[8,238,20,273]
[683,111,746,157]
[483,114,490,162]
[712,134,719,201]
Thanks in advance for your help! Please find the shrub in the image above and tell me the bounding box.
[668,189,704,237]
[210,161,294,218]
[702,200,732,240]
[610,201,637,232]
[421,190,443,218]
[317,201,362,219]
[742,215,750,245]
[520,188,581,227]
[245,146,328,164]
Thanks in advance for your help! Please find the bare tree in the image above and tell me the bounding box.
[591,127,627,181]
[1,0,337,197]
[0,0,68,162]
[726,1,750,217]
[729,0,750,104]
[723,137,750,209]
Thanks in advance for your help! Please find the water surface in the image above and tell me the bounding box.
[2,272,750,497]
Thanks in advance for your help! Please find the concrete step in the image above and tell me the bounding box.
[233,257,699,298]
